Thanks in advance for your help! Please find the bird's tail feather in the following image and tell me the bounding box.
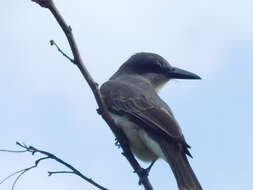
[160,142,203,190]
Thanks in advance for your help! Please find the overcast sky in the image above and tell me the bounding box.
[1,0,252,190]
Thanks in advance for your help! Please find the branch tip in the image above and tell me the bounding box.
[50,40,75,63]
[50,40,54,46]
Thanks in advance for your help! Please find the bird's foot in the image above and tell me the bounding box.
[114,138,121,148]
[145,160,156,174]
[96,108,102,115]
[138,168,148,185]
[137,160,156,185]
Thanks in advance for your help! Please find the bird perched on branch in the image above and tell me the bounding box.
[100,52,202,190]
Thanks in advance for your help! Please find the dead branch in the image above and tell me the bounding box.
[29,0,153,189]
[0,142,108,190]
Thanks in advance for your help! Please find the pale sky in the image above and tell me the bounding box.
[0,0,252,190]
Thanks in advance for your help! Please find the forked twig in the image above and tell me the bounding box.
[0,142,108,190]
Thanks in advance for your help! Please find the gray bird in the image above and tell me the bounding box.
[100,52,202,190]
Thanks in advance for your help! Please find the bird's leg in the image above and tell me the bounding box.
[145,160,156,175]
[138,160,157,185]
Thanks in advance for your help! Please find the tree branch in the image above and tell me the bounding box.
[31,0,153,189]
[0,142,109,190]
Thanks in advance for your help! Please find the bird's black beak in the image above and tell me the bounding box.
[166,67,201,80]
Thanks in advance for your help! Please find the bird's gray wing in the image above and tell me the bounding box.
[101,80,190,149]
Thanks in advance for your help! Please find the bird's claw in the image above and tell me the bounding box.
[138,168,149,185]
[114,138,121,148]
[96,108,102,115]
[137,160,156,185]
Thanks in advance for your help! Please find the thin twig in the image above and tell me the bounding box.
[48,171,74,176]
[0,149,27,153]
[11,165,37,190]
[50,40,74,63]
[0,168,27,185]
[31,0,153,189]
[0,156,49,190]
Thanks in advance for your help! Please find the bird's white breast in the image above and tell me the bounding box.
[110,112,167,162]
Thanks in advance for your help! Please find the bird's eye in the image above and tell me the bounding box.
[147,62,162,73]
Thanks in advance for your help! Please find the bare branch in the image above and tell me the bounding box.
[24,143,109,190]
[48,171,74,177]
[30,0,153,189]
[50,40,74,63]
[1,143,109,190]
[0,155,49,190]
[11,157,49,190]
[0,168,27,185]
[0,149,27,153]
[11,169,28,190]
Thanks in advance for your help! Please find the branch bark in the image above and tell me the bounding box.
[31,0,153,189]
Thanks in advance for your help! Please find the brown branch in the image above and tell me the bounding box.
[0,142,109,190]
[31,0,153,189]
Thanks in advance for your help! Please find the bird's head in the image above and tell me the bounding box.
[121,52,201,80]
[110,52,201,91]
[112,52,200,77]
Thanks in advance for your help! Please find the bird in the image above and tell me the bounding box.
[100,52,202,190]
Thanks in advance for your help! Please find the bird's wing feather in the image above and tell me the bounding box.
[101,81,188,146]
